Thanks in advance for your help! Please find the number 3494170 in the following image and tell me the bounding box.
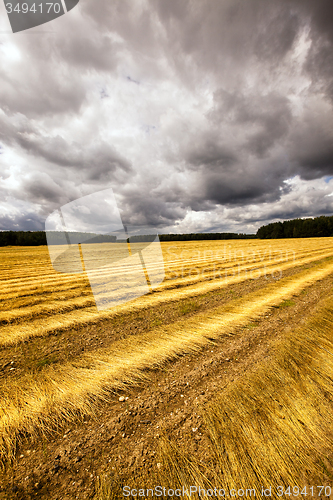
[5,3,62,14]
[277,486,332,497]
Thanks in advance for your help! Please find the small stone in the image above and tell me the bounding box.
[225,358,231,362]
[119,396,125,402]
[157,463,162,469]
[192,427,198,433]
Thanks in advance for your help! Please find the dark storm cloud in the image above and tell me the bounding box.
[1,0,333,233]
[0,212,44,231]
[291,130,333,180]
[180,89,293,208]
[294,0,333,42]
[208,89,292,158]
[16,133,132,176]
[196,157,292,208]
[120,192,185,228]
[304,38,333,103]
[153,0,302,74]
[22,172,63,203]
[186,138,236,170]
[287,0,333,103]
[287,99,333,181]
[204,175,275,206]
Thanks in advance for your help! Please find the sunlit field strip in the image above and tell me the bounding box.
[0,295,97,325]
[1,259,333,463]
[1,250,333,345]
[163,240,333,267]
[158,248,333,290]
[0,272,87,294]
[1,242,332,304]
[0,287,94,314]
[0,238,332,281]
[0,278,90,304]
[2,238,333,284]
[164,240,333,267]
[0,240,331,311]
[1,245,332,320]
[0,252,330,338]
[0,248,52,274]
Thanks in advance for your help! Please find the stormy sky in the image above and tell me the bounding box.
[1,0,333,234]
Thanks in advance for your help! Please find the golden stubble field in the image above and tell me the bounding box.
[1,238,333,499]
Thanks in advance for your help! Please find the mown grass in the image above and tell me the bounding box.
[1,260,333,466]
[178,301,201,315]
[35,356,59,370]
[96,286,333,499]
[158,297,333,495]
[1,241,333,345]
[278,299,295,308]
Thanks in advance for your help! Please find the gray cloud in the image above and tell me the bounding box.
[0,212,44,231]
[16,133,132,176]
[1,0,333,233]
[208,90,293,157]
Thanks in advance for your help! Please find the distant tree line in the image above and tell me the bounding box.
[158,232,256,241]
[0,231,116,247]
[256,216,333,239]
[2,218,333,246]
[0,230,256,246]
[0,231,47,247]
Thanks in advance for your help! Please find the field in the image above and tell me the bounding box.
[1,238,333,499]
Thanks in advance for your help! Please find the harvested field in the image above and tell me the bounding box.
[0,238,333,499]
